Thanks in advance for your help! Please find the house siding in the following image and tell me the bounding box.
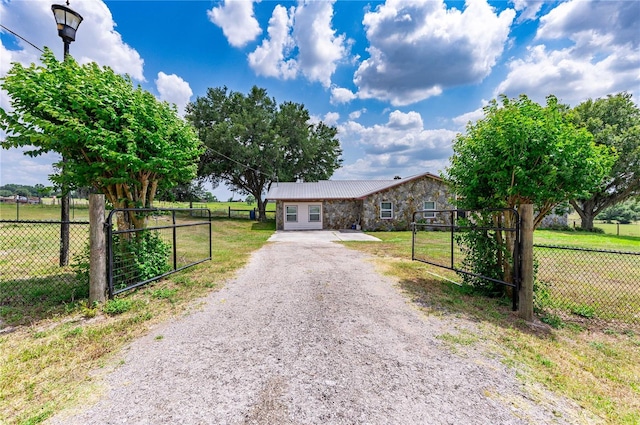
[361,176,453,231]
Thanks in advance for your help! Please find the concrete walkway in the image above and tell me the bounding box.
[268,230,381,243]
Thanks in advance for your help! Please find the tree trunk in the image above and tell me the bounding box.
[256,196,267,222]
[571,199,596,230]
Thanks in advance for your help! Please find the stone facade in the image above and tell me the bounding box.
[361,176,452,231]
[323,199,363,230]
[538,212,569,228]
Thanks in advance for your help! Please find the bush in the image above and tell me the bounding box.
[73,230,171,289]
[455,215,509,297]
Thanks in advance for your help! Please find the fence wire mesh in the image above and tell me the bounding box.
[0,220,90,307]
[108,209,211,296]
[534,245,640,325]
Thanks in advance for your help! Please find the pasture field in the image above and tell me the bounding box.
[0,200,276,222]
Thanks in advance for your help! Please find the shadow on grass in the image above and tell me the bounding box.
[394,271,554,338]
[0,274,89,326]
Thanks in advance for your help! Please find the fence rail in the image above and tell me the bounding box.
[534,244,640,325]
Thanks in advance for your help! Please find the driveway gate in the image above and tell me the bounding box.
[411,209,521,310]
[106,208,211,296]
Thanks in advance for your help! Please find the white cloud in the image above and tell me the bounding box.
[452,103,488,128]
[354,0,515,106]
[330,87,357,105]
[208,0,262,48]
[348,109,366,120]
[0,0,144,81]
[0,148,60,187]
[155,72,193,116]
[293,0,349,88]
[496,0,640,104]
[335,110,456,180]
[247,0,349,87]
[323,112,340,126]
[511,0,543,22]
[248,5,297,80]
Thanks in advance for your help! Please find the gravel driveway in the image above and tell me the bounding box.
[49,237,594,425]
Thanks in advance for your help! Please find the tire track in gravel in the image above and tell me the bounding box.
[49,240,596,425]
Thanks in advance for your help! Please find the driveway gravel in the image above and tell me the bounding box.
[49,236,596,425]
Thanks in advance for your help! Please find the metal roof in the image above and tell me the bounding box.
[266,172,441,200]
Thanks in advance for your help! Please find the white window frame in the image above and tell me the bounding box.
[423,201,436,219]
[285,205,298,222]
[380,202,393,219]
[309,205,321,222]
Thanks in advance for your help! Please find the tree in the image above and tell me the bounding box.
[1,49,203,230]
[445,95,613,298]
[157,181,207,203]
[186,86,342,220]
[597,198,640,224]
[570,92,640,230]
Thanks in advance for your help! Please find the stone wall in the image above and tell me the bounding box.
[538,212,569,228]
[361,176,453,231]
[323,199,363,229]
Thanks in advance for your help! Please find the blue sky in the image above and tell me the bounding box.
[1,0,639,200]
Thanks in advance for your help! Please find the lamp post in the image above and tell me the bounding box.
[51,1,83,266]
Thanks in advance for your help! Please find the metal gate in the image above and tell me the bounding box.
[106,208,211,296]
[411,209,521,310]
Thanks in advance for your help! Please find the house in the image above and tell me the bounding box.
[266,172,453,231]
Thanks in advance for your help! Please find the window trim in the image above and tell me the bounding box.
[285,205,298,223]
[380,201,393,219]
[423,201,436,219]
[308,205,321,222]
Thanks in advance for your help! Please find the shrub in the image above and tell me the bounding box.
[73,230,171,289]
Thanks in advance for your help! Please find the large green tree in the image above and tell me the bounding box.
[186,86,342,219]
[570,92,640,230]
[446,94,613,287]
[0,49,203,229]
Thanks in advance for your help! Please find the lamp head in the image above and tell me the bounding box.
[51,4,83,43]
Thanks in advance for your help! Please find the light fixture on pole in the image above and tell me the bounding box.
[51,1,83,266]
[51,2,83,57]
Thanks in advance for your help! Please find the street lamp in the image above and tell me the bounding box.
[51,3,83,57]
[51,1,83,266]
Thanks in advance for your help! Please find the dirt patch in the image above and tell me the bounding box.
[49,240,598,424]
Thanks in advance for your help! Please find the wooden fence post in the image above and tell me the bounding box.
[89,194,107,305]
[519,204,534,322]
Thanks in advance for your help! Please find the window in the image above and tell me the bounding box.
[423,201,436,219]
[286,205,297,222]
[309,205,321,222]
[380,202,393,219]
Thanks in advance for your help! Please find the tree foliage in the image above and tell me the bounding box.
[446,94,613,291]
[186,86,342,219]
[596,198,640,224]
[0,49,203,229]
[570,92,640,230]
[447,94,613,228]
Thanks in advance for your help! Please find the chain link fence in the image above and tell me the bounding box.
[0,220,90,311]
[534,245,640,325]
